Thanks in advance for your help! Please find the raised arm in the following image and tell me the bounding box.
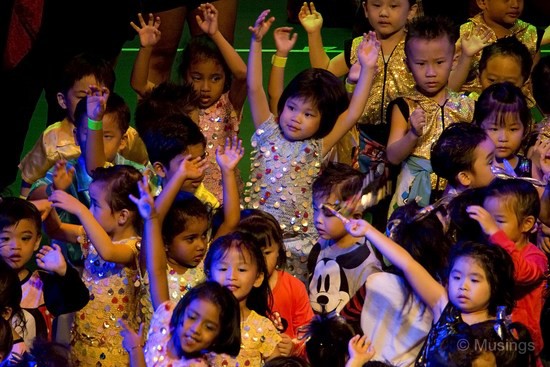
[130,13,161,97]
[386,106,425,165]
[196,2,247,113]
[322,32,379,156]
[345,218,448,319]
[84,86,110,176]
[247,9,276,129]
[298,2,349,76]
[213,137,244,239]
[129,176,169,309]
[268,27,298,114]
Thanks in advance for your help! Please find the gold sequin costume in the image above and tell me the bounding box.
[389,89,475,212]
[243,115,321,284]
[208,311,282,367]
[199,92,244,203]
[457,13,539,107]
[70,236,140,367]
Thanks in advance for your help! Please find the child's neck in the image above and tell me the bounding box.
[330,233,361,249]
[378,30,406,58]
[111,226,139,242]
[268,269,278,291]
[239,303,251,322]
[166,257,190,274]
[417,85,448,106]
[461,308,492,325]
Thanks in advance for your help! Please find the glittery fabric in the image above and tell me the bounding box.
[208,311,282,367]
[457,13,538,107]
[242,115,321,281]
[199,92,244,203]
[137,262,206,340]
[70,236,140,367]
[537,116,550,142]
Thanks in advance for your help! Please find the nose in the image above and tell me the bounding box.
[200,79,210,92]
[189,320,200,335]
[425,64,436,77]
[497,130,508,142]
[226,267,237,281]
[197,238,207,252]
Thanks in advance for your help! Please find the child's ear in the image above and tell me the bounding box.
[520,215,536,234]
[57,93,67,110]
[456,170,472,188]
[117,208,131,226]
[118,132,129,152]
[253,271,265,288]
[407,3,418,21]
[1,307,12,321]
[33,233,42,252]
[152,162,167,179]
[451,50,460,71]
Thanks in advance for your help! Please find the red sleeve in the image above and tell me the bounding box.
[289,274,314,332]
[489,230,548,286]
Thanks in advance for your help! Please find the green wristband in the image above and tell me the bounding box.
[87,118,103,131]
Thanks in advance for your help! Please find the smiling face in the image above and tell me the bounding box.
[0,220,41,275]
[175,298,221,354]
[278,96,322,141]
[448,256,491,315]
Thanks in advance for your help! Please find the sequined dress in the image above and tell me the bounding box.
[242,114,322,283]
[70,236,140,367]
[198,92,243,203]
[209,311,282,367]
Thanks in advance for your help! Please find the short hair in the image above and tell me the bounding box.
[479,36,533,85]
[277,68,349,139]
[431,122,490,186]
[169,281,241,357]
[162,191,211,245]
[312,162,367,208]
[405,15,459,58]
[134,81,199,136]
[57,52,115,95]
[142,114,206,167]
[483,178,540,222]
[531,55,550,114]
[0,196,42,235]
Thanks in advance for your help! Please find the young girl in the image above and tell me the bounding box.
[386,15,475,213]
[130,2,247,203]
[335,207,516,365]
[245,9,379,282]
[204,231,283,366]
[236,209,314,357]
[43,165,143,366]
[474,82,534,178]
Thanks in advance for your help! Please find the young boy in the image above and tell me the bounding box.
[467,178,548,363]
[430,122,496,199]
[18,53,148,199]
[308,162,382,318]
[386,15,476,214]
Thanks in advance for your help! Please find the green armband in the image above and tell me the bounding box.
[87,118,103,131]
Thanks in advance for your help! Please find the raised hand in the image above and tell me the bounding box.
[118,318,145,353]
[36,244,67,276]
[196,2,219,36]
[86,84,110,122]
[466,205,499,236]
[176,154,209,181]
[51,159,75,191]
[346,334,375,367]
[274,27,298,56]
[216,136,244,173]
[461,26,492,57]
[357,31,380,71]
[298,2,323,34]
[130,12,161,48]
[49,189,87,216]
[249,9,275,42]
[129,175,156,221]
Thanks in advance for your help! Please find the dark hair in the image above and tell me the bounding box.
[448,241,515,315]
[0,317,13,359]
[474,82,532,139]
[312,162,367,209]
[0,258,24,334]
[277,68,349,139]
[405,15,459,57]
[142,114,206,167]
[162,191,211,247]
[479,36,533,85]
[74,92,130,135]
[169,281,241,358]
[237,209,286,269]
[178,35,232,93]
[532,55,550,114]
[263,356,311,367]
[204,231,272,317]
[90,165,144,235]
[431,122,491,186]
[305,313,354,367]
[483,177,540,223]
[134,81,199,136]
[446,188,486,244]
[58,52,115,96]
[0,197,42,235]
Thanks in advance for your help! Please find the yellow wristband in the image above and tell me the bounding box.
[87,118,103,131]
[345,79,357,94]
[271,55,288,68]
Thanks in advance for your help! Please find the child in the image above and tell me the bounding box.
[338,211,516,365]
[236,209,314,357]
[430,122,495,199]
[473,82,535,178]
[308,162,382,315]
[130,3,247,203]
[532,55,550,129]
[43,165,143,366]
[0,197,89,348]
[466,177,548,360]
[245,9,380,282]
[18,53,146,198]
[451,0,543,100]
[386,15,475,212]
[204,231,283,366]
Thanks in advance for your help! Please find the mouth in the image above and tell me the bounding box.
[225,285,238,292]
[287,125,299,132]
